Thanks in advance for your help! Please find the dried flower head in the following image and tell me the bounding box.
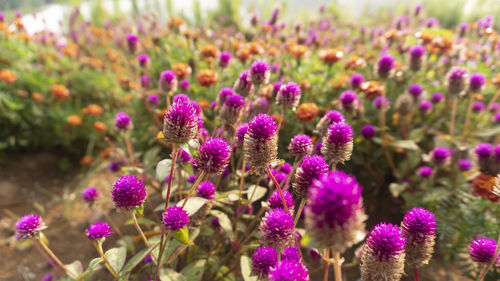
[402,208,436,267]
[233,70,254,97]
[159,70,178,92]
[86,221,113,240]
[321,121,354,165]
[111,175,146,210]
[244,114,279,174]
[314,110,345,136]
[163,102,199,144]
[15,214,47,240]
[260,208,294,250]
[194,137,231,174]
[288,134,313,157]
[250,60,271,85]
[162,206,189,231]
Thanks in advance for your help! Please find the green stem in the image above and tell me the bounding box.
[38,235,80,280]
[93,240,120,279]
[131,211,149,247]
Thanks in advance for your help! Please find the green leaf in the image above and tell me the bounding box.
[134,204,144,216]
[389,182,408,197]
[156,159,173,181]
[240,256,257,281]
[246,185,267,203]
[65,260,83,277]
[180,260,206,281]
[122,242,160,274]
[173,226,194,245]
[160,268,187,281]
[176,197,208,216]
[210,210,233,237]
[475,127,500,138]
[390,140,419,151]
[105,247,127,273]
[80,257,103,280]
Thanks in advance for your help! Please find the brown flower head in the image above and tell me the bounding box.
[197,69,218,87]
[172,62,192,79]
[295,103,319,122]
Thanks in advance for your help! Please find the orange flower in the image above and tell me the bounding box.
[295,103,319,122]
[319,48,344,64]
[62,43,79,58]
[93,121,107,132]
[196,69,218,87]
[237,48,251,63]
[259,84,273,99]
[172,62,192,79]
[344,55,367,70]
[360,81,385,99]
[289,44,308,59]
[0,69,17,83]
[32,92,44,103]
[201,44,218,59]
[99,147,113,158]
[168,17,186,29]
[80,156,94,166]
[198,99,210,110]
[17,90,28,98]
[51,84,70,100]
[248,42,263,55]
[67,115,82,126]
[329,74,349,89]
[299,80,312,92]
[470,173,499,202]
[271,113,285,130]
[86,104,104,116]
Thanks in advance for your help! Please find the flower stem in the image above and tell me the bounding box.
[181,171,206,209]
[103,211,123,238]
[476,234,500,281]
[414,265,420,281]
[38,235,80,280]
[155,230,172,279]
[233,155,247,241]
[164,144,179,211]
[461,94,474,142]
[323,248,330,281]
[294,198,306,227]
[131,211,149,247]
[449,96,458,143]
[123,132,136,166]
[93,240,120,279]
[332,249,342,281]
[283,156,299,190]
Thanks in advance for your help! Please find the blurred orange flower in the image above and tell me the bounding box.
[295,103,319,122]
[470,173,499,202]
[201,44,218,59]
[299,80,312,92]
[80,156,94,166]
[289,44,308,59]
[197,69,218,87]
[319,48,344,64]
[51,84,70,100]
[0,69,17,83]
[237,48,251,63]
[93,121,107,132]
[172,62,192,79]
[67,115,82,126]
[360,81,385,99]
[198,99,210,110]
[32,92,44,103]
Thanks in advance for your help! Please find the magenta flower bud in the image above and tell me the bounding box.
[306,171,366,252]
[82,186,99,204]
[446,67,469,95]
[125,33,139,53]
[493,112,500,124]
[137,53,149,67]
[159,70,178,92]
[361,223,406,281]
[233,70,254,97]
[472,101,485,113]
[179,80,190,92]
[339,90,359,112]
[376,54,395,79]
[350,73,364,89]
[279,162,292,174]
[141,75,152,89]
[469,73,486,92]
[196,181,215,200]
[219,51,231,68]
[148,94,161,106]
[418,166,433,178]
[163,102,199,144]
[402,208,436,267]
[42,273,53,281]
[277,82,301,109]
[162,206,189,231]
[431,92,444,104]
[431,147,451,165]
[250,60,271,85]
[114,112,133,130]
[251,97,270,115]
[490,102,499,112]
[216,87,234,106]
[244,114,278,174]
[173,93,189,104]
[15,214,47,240]
[419,100,433,115]
[220,94,246,125]
[235,123,249,147]
[458,159,472,171]
[408,84,424,99]
[251,246,277,279]
[425,17,439,28]
[361,124,376,139]
[469,237,500,265]
[194,137,231,175]
[321,121,354,164]
[282,246,301,262]
[0,13,4,22]
[288,134,313,157]
[268,261,309,281]
[271,82,282,99]
[373,96,390,110]
[408,45,426,71]
[294,155,329,197]
[268,189,294,211]
[260,208,294,250]
[315,110,345,136]
[112,175,146,210]
[172,148,191,163]
[475,143,493,159]
[86,222,113,240]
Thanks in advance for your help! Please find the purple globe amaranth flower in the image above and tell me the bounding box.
[186,175,197,183]
[15,214,47,240]
[137,53,149,67]
[373,96,390,110]
[472,101,485,113]
[196,181,216,200]
[431,147,451,165]
[268,170,288,187]
[361,223,407,281]
[493,112,500,124]
[195,137,231,174]
[179,80,190,92]
[244,114,278,174]
[446,67,469,95]
[408,84,424,100]
[109,161,123,172]
[321,121,354,164]
[408,45,426,71]
[86,221,113,240]
[350,73,364,89]
[376,54,395,79]
[148,94,161,106]
[125,33,139,53]
[251,97,270,115]
[271,81,282,99]
[361,125,376,139]
[315,110,345,136]
[82,187,99,204]
[42,273,53,281]
[219,94,245,125]
[490,102,499,112]
[172,148,191,163]
[276,82,301,109]
[143,254,152,264]
[268,261,309,281]
[260,208,294,250]
[288,134,313,157]
[402,208,436,267]
[219,51,231,68]
[339,90,360,113]
[419,100,433,115]
[233,70,254,97]
[235,123,249,147]
[159,70,178,92]
[458,159,473,171]
[141,75,152,89]
[475,143,493,159]
[282,246,301,262]
[469,73,486,92]
[114,112,133,130]
[268,189,294,211]
[294,155,329,197]
[469,237,500,265]
[111,175,146,210]
[0,13,4,22]
[250,60,271,85]
[173,93,189,104]
[305,171,366,252]
[424,17,439,28]
[418,166,433,178]
[251,246,277,279]
[431,92,444,104]
[279,162,292,174]
[163,102,199,144]
[162,206,189,231]
[216,87,234,106]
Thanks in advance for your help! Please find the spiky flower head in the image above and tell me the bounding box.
[250,60,271,85]
[373,96,390,110]
[216,87,234,106]
[251,246,278,279]
[350,73,364,89]
[395,93,414,116]
[469,73,486,92]
[402,208,436,267]
[469,237,500,265]
[244,114,278,174]
[408,45,426,71]
[162,206,189,231]
[86,222,113,240]
[159,70,178,92]
[111,175,146,210]
[361,125,376,139]
[321,121,354,165]
[294,155,329,197]
[194,137,231,174]
[268,261,309,281]
[314,110,345,136]
[282,247,301,262]
[137,53,149,67]
[446,67,469,95]
[339,90,360,113]
[268,189,294,211]
[361,223,407,281]
[288,134,313,157]
[125,33,139,53]
[260,208,294,250]
[82,186,99,204]
[163,102,199,144]
[277,82,301,109]
[235,123,249,147]
[472,101,485,113]
[114,112,133,130]
[431,147,451,165]
[233,70,254,97]
[458,159,473,171]
[305,171,366,252]
[475,143,493,159]
[173,93,189,104]
[141,75,152,89]
[376,54,395,79]
[431,92,444,104]
[408,84,424,100]
[196,181,216,200]
[271,82,282,99]
[251,97,270,115]
[219,94,245,125]
[219,51,232,68]
[15,214,47,240]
